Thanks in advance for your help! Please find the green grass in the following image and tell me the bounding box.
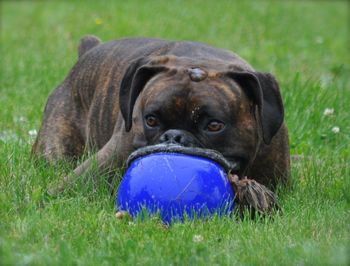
[1,0,349,265]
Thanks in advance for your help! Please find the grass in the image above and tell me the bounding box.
[1,0,349,265]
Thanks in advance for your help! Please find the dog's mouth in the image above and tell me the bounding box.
[221,154,249,174]
[127,144,242,175]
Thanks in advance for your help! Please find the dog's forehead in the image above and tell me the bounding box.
[142,72,242,114]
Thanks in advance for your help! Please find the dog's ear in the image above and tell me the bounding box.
[78,35,101,58]
[226,71,284,144]
[119,57,168,131]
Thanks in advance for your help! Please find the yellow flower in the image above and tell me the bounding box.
[95,18,103,25]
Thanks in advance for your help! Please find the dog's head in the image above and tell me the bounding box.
[119,56,284,175]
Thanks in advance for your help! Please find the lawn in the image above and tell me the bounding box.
[1,0,349,265]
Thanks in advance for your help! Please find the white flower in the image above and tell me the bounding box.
[193,234,203,243]
[323,108,334,116]
[320,74,333,88]
[0,130,19,143]
[28,129,38,137]
[14,116,27,123]
[331,127,340,134]
[315,36,324,44]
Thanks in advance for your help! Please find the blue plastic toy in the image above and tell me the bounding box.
[116,152,235,224]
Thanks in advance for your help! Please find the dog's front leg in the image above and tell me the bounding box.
[228,174,281,217]
[48,136,121,196]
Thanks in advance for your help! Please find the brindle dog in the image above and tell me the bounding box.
[33,36,290,214]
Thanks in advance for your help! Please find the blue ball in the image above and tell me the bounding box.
[116,153,235,224]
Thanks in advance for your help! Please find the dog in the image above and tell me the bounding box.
[33,35,290,214]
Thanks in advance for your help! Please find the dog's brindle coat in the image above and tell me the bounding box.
[33,36,290,213]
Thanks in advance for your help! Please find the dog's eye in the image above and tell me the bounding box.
[205,120,225,132]
[145,115,160,128]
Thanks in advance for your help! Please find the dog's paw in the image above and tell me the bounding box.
[47,175,73,197]
[228,174,280,216]
[47,182,66,197]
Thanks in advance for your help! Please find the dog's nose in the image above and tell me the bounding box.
[159,129,194,147]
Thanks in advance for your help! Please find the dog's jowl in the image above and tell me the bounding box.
[33,36,290,213]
